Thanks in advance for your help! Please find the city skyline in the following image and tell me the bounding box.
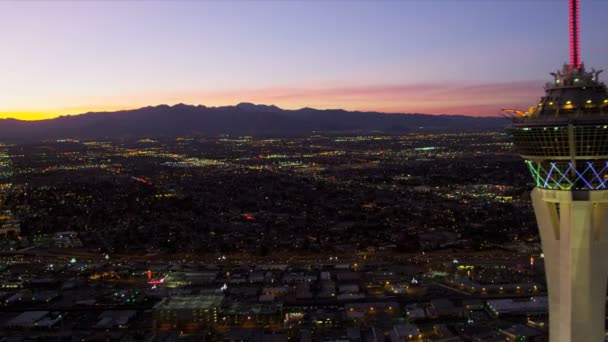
[2,1,608,120]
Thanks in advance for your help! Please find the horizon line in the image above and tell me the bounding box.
[0,101,507,122]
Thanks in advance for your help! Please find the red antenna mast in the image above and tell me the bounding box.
[569,0,581,69]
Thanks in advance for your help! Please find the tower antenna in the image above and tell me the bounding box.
[569,0,581,69]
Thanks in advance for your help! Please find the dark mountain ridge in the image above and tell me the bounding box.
[0,103,507,142]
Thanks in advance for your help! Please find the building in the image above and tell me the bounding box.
[220,302,283,327]
[345,302,400,321]
[500,324,543,342]
[4,311,63,330]
[486,297,547,317]
[94,310,137,330]
[509,0,608,340]
[153,294,223,331]
[389,323,421,341]
[0,218,20,236]
[427,299,463,318]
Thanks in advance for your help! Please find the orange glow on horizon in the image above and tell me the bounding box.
[0,112,55,121]
[0,81,543,120]
[0,103,508,121]
[0,106,136,121]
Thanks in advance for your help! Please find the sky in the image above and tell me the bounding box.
[1,0,607,120]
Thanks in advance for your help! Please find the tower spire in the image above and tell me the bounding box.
[569,0,581,69]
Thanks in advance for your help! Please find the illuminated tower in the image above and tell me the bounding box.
[509,1,608,340]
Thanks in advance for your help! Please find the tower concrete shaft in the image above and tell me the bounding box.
[531,188,608,341]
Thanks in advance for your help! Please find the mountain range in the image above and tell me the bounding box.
[0,103,508,142]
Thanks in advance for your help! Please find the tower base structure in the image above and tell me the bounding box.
[531,188,608,342]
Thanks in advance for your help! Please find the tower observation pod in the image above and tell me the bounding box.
[509,0,608,341]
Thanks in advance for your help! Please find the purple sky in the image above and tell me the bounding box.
[1,0,607,119]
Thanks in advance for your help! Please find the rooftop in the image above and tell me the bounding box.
[154,294,224,310]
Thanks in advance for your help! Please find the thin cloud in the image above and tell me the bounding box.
[193,80,545,116]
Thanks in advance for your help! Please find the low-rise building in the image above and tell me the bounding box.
[154,294,224,330]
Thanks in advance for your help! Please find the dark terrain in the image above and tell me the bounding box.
[0,103,507,141]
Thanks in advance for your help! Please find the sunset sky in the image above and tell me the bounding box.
[1,1,607,120]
